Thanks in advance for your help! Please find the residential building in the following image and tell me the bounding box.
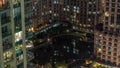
[0,0,34,68]
[94,0,120,67]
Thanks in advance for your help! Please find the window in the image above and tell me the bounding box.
[111,8,115,12]
[114,53,117,56]
[111,14,114,24]
[114,44,117,47]
[105,22,108,25]
[53,0,58,4]
[106,3,109,6]
[108,56,111,59]
[112,3,115,7]
[117,3,120,7]
[109,38,112,41]
[114,39,118,42]
[117,14,120,25]
[105,17,109,20]
[108,52,111,54]
[106,7,109,11]
[114,48,117,52]
[2,26,7,34]
[108,47,112,51]
[117,9,120,12]
[112,0,115,2]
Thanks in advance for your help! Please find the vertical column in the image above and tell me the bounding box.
[9,0,17,68]
[0,14,4,68]
[21,0,27,68]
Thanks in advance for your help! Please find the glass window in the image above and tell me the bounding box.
[112,3,115,7]
[106,7,109,11]
[111,8,115,12]
[117,14,120,24]
[112,0,115,2]
[106,3,109,6]
[111,14,114,24]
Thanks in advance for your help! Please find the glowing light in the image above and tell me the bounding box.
[98,48,102,52]
[105,12,109,17]
[66,29,69,32]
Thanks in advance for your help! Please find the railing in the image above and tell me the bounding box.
[2,32,12,38]
[1,17,11,25]
[3,43,12,52]
[27,51,34,62]
[25,9,33,14]
[13,3,20,8]
[24,0,32,3]
[25,20,33,27]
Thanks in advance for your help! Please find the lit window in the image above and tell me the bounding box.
[54,0,58,4]
[104,12,110,17]
[66,5,70,9]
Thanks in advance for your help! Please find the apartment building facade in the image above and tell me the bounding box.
[0,0,34,68]
[94,0,120,67]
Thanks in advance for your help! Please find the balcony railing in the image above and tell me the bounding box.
[25,0,32,3]
[2,32,12,39]
[25,9,33,14]
[27,51,34,62]
[26,31,33,39]
[1,17,11,25]
[25,20,33,27]
[3,43,12,52]
[13,3,20,8]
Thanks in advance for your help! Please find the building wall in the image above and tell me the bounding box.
[32,0,96,34]
[0,0,32,68]
[95,0,120,67]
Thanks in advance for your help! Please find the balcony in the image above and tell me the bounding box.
[0,2,9,11]
[26,31,33,39]
[16,54,24,65]
[13,3,20,8]
[25,9,33,15]
[25,20,33,27]
[27,51,34,62]
[3,43,12,52]
[2,32,12,39]
[24,0,32,4]
[4,52,14,64]
[4,57,14,64]
[1,17,11,26]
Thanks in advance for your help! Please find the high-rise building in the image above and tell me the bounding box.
[94,0,120,67]
[0,0,34,68]
[24,0,35,67]
[87,0,100,33]
[33,0,90,33]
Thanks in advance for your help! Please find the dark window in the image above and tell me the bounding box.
[2,26,7,34]
[106,7,109,11]
[117,9,120,12]
[112,0,115,2]
[114,53,117,56]
[112,3,115,7]
[114,44,117,47]
[111,8,115,12]
[117,14,120,24]
[105,17,109,20]
[105,22,108,25]
[118,3,120,7]
[114,48,117,51]
[111,14,114,24]
[106,3,109,6]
